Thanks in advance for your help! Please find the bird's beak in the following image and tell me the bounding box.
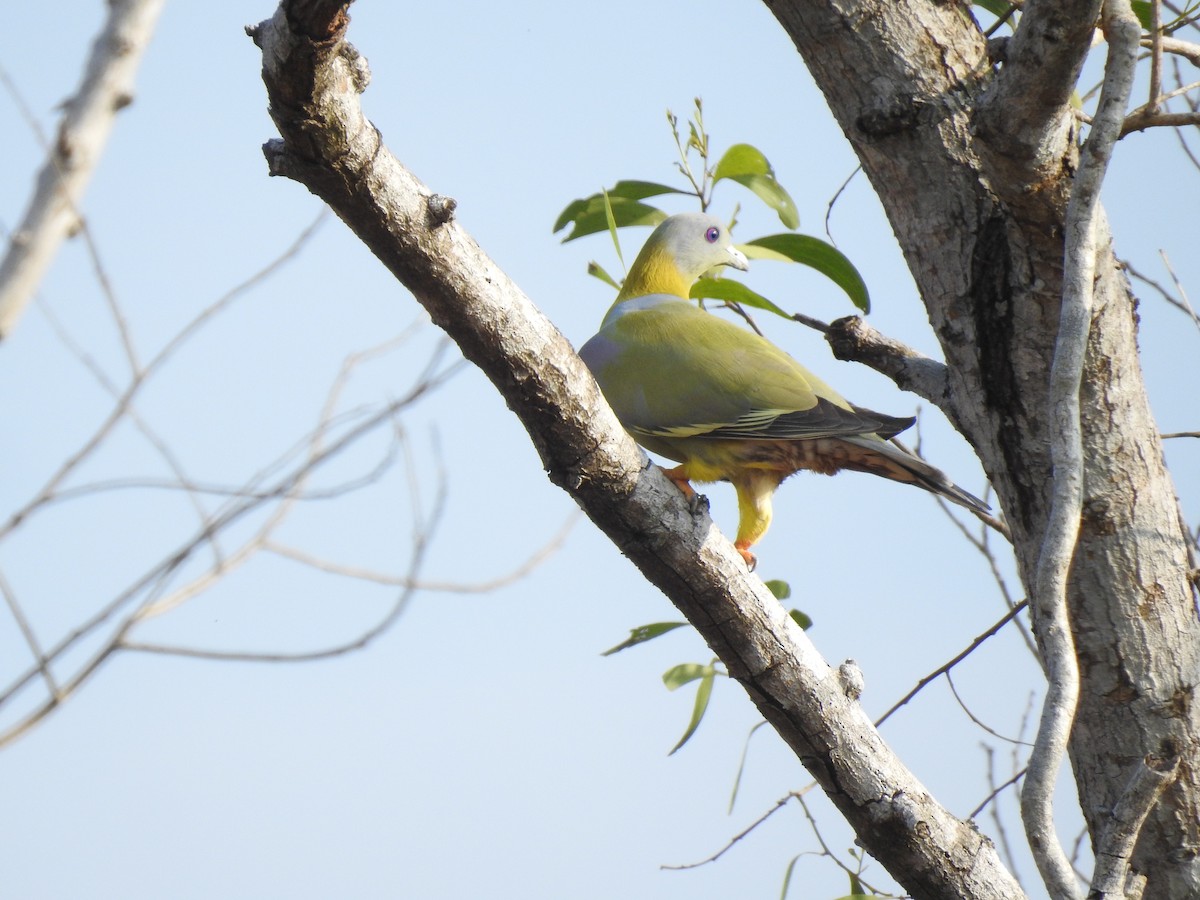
[727,245,750,272]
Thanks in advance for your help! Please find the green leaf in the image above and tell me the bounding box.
[689,276,792,319]
[601,622,688,656]
[662,662,711,690]
[728,720,770,813]
[779,855,802,900]
[831,869,871,900]
[601,190,624,271]
[744,233,871,313]
[712,142,772,180]
[554,195,668,243]
[713,144,799,229]
[553,181,684,238]
[789,608,813,631]
[668,666,715,755]
[764,579,791,600]
[1130,0,1153,28]
[972,0,1015,17]
[727,175,800,229]
[586,261,620,290]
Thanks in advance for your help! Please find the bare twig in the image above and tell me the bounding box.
[971,764,1027,820]
[823,165,861,243]
[662,791,806,870]
[947,670,1032,746]
[264,511,579,593]
[982,744,1025,880]
[0,354,451,745]
[0,569,58,697]
[937,490,1037,656]
[1023,4,1140,897]
[123,475,447,664]
[793,794,900,897]
[0,0,165,340]
[875,602,1029,728]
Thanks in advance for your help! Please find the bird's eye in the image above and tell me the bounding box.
[705,226,720,244]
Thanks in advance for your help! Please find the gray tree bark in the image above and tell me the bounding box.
[764,1,1200,897]
[254,1,1199,897]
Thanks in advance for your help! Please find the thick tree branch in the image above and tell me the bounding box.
[0,0,164,341]
[766,1,1200,896]
[1023,3,1142,898]
[250,4,1029,898]
[976,0,1103,177]
[821,315,950,407]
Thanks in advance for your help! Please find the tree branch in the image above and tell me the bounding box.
[976,0,1103,177]
[249,4,1029,898]
[1022,3,1141,898]
[0,0,165,340]
[819,315,950,407]
[1088,753,1181,899]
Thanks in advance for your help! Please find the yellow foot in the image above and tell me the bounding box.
[735,544,758,571]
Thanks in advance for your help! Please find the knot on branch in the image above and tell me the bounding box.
[426,193,458,227]
[341,42,370,93]
[837,659,865,699]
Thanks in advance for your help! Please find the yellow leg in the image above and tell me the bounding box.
[732,472,781,570]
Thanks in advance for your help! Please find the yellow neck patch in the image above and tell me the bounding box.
[617,244,690,302]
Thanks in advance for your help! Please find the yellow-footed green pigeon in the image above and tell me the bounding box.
[579,212,987,568]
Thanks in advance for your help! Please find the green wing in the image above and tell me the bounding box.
[582,298,911,442]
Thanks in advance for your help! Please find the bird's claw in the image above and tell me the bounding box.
[735,545,758,571]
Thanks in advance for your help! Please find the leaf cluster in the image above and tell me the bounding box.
[554,98,870,315]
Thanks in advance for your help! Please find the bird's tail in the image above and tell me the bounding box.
[838,435,990,514]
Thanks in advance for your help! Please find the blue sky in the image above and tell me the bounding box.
[1,4,1196,899]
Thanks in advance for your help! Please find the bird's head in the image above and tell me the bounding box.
[617,213,749,301]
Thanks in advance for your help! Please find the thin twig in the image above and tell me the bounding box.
[264,511,579,593]
[0,569,59,697]
[875,602,1029,727]
[661,791,805,870]
[982,744,1024,880]
[947,670,1032,746]
[970,764,1026,820]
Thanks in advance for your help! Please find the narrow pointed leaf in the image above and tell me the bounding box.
[602,190,624,271]
[553,182,683,236]
[554,196,668,242]
[745,233,871,313]
[728,720,770,813]
[689,277,791,319]
[668,668,715,755]
[586,261,620,290]
[662,662,711,690]
[601,621,688,656]
[779,855,802,900]
[606,179,687,201]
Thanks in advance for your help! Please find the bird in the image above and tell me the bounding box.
[577,212,988,569]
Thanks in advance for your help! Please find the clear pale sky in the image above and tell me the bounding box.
[2,4,1196,899]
